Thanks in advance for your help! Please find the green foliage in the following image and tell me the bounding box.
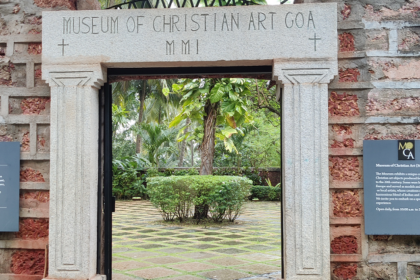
[214,111,280,168]
[212,168,264,185]
[173,168,199,176]
[147,175,252,222]
[112,156,147,199]
[243,168,264,185]
[249,185,281,201]
[138,123,177,167]
[212,168,241,176]
[164,168,175,176]
[146,167,159,178]
[170,78,253,153]
[187,168,199,175]
[208,181,249,222]
[266,178,281,188]
[113,136,136,160]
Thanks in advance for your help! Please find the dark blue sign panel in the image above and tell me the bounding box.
[0,142,20,232]
[364,140,420,235]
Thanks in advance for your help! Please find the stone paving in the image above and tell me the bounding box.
[112,200,282,280]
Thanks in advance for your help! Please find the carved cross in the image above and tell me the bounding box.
[309,33,321,51]
[58,39,69,56]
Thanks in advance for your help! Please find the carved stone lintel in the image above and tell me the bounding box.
[43,65,106,279]
[273,60,337,280]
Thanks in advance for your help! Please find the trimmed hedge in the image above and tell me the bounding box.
[147,175,252,222]
[250,186,281,201]
[113,167,146,199]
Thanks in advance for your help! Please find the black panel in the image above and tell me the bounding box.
[107,66,272,77]
[104,83,113,280]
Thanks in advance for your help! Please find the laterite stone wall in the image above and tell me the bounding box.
[2,0,420,279]
[306,0,420,278]
[0,0,99,279]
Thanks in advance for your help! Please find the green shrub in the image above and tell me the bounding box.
[250,185,281,201]
[164,168,175,176]
[187,168,199,175]
[146,167,159,178]
[147,175,252,222]
[208,181,249,222]
[213,168,264,185]
[242,168,263,185]
[173,169,188,176]
[173,168,198,176]
[213,168,241,176]
[113,166,146,199]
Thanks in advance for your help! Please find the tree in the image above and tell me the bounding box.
[178,118,191,167]
[213,111,280,168]
[139,123,176,167]
[252,79,281,118]
[170,78,252,175]
[112,79,179,154]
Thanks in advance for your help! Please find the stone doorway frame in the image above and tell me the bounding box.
[42,59,336,280]
[42,9,337,280]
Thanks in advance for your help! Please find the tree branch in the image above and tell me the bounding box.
[258,105,281,116]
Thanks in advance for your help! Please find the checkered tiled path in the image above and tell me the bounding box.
[112,200,282,280]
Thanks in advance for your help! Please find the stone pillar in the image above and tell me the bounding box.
[42,65,106,280]
[273,60,337,280]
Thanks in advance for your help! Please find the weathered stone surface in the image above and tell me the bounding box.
[329,156,361,182]
[169,262,217,272]
[332,263,358,280]
[207,257,249,266]
[329,92,360,117]
[364,2,420,22]
[366,29,389,51]
[366,88,420,116]
[331,236,358,254]
[165,276,203,280]
[339,32,355,52]
[10,250,45,275]
[274,60,336,280]
[42,4,337,67]
[15,218,49,240]
[145,256,186,264]
[43,69,104,279]
[130,267,180,279]
[369,58,420,81]
[112,261,151,270]
[200,269,251,280]
[237,263,280,274]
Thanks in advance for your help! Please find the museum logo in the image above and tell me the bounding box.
[398,140,415,160]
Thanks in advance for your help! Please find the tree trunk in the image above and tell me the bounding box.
[199,99,218,175]
[178,118,191,167]
[191,141,194,167]
[136,80,146,154]
[193,204,209,220]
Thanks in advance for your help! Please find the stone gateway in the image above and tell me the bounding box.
[41,3,337,280]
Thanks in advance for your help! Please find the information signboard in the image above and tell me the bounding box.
[0,142,20,232]
[364,140,420,235]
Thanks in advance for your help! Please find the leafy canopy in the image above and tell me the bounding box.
[169,78,253,153]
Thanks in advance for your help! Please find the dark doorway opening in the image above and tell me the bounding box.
[97,65,282,280]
